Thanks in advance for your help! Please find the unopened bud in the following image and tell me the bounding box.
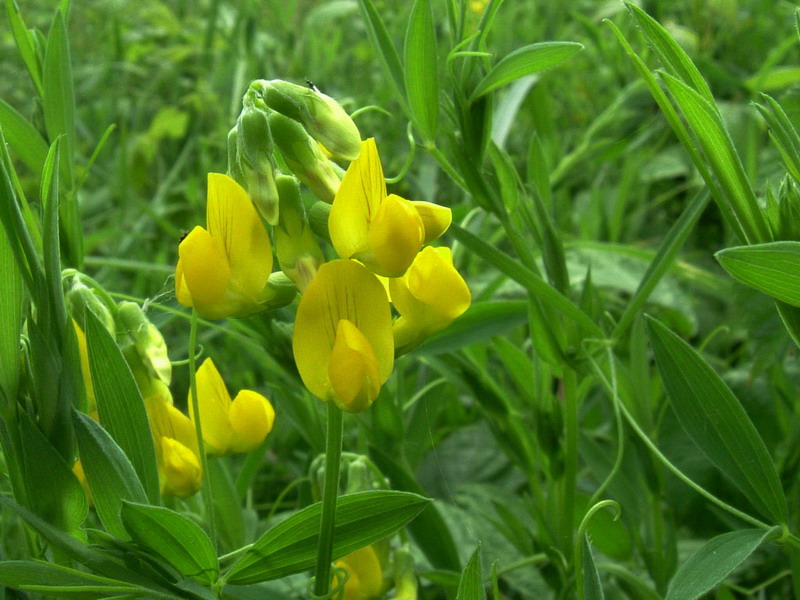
[777,176,800,241]
[268,112,341,203]
[258,271,298,310]
[65,279,116,335]
[256,79,362,162]
[237,105,280,224]
[117,301,171,385]
[344,456,372,495]
[274,176,323,290]
[226,127,244,184]
[389,546,418,600]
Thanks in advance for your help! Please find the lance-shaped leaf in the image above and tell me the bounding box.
[716,242,800,307]
[226,490,429,584]
[456,545,484,600]
[404,0,438,143]
[647,316,788,524]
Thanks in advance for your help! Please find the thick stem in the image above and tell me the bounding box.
[188,309,217,546]
[313,402,344,596]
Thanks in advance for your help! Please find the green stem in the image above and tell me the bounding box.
[188,309,217,546]
[561,369,579,553]
[426,145,469,193]
[313,402,344,597]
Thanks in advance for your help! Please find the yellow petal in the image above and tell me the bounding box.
[190,358,233,456]
[329,139,386,260]
[328,320,381,412]
[335,546,383,600]
[367,194,424,277]
[161,437,202,498]
[178,226,231,308]
[205,173,273,301]
[228,390,275,453]
[73,460,93,507]
[293,260,394,402]
[174,258,193,307]
[72,320,96,415]
[412,201,452,244]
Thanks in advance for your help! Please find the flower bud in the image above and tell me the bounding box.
[274,175,323,290]
[117,301,171,385]
[389,545,418,600]
[257,79,362,162]
[65,279,115,335]
[237,104,280,224]
[226,126,245,184]
[259,271,298,310]
[268,112,341,203]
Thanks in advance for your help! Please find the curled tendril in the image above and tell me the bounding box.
[307,565,349,600]
[385,122,416,185]
[574,500,622,600]
[169,344,205,367]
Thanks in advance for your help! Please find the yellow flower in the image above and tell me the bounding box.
[329,139,427,277]
[189,358,275,456]
[333,545,384,600]
[175,173,274,320]
[390,246,471,354]
[293,260,394,412]
[144,383,202,498]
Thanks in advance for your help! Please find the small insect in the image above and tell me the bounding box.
[179,230,190,244]
[306,79,319,93]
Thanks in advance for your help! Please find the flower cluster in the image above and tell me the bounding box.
[175,80,471,416]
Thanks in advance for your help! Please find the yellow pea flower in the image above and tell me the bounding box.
[145,385,202,498]
[333,545,384,600]
[293,259,394,413]
[390,246,471,355]
[189,358,275,456]
[329,139,427,277]
[175,173,274,320]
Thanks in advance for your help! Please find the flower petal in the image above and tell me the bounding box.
[190,358,233,455]
[335,545,384,600]
[161,437,202,498]
[293,260,394,402]
[328,319,381,412]
[178,226,231,308]
[206,173,273,301]
[412,200,452,244]
[329,138,385,260]
[367,194,424,276]
[228,390,275,453]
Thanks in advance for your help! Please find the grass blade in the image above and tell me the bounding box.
[404,0,439,144]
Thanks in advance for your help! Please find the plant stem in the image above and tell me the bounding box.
[188,309,217,546]
[313,402,344,596]
[561,369,579,553]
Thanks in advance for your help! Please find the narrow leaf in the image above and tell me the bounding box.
[404,0,439,143]
[0,561,143,600]
[0,206,23,402]
[665,529,777,600]
[85,310,160,503]
[43,10,75,189]
[716,242,800,307]
[582,537,605,600]
[0,99,50,175]
[74,411,147,540]
[226,491,429,584]
[471,42,583,100]
[121,502,218,585]
[647,317,788,524]
[456,545,484,600]
[356,0,408,112]
[5,0,44,96]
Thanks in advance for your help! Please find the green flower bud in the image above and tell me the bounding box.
[274,176,323,291]
[117,301,171,385]
[268,112,341,203]
[777,176,800,241]
[258,271,298,310]
[255,79,362,162]
[65,279,116,335]
[344,456,372,495]
[389,545,418,600]
[237,104,280,224]
[226,126,244,184]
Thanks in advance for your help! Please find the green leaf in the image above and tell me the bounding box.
[356,0,408,112]
[0,205,23,402]
[226,490,429,584]
[646,317,788,524]
[404,0,439,143]
[85,310,160,503]
[582,537,605,600]
[16,410,87,535]
[471,42,583,100]
[456,545,484,600]
[207,458,246,553]
[659,72,769,245]
[414,301,528,356]
[0,561,143,599]
[5,0,44,96]
[716,242,800,307]
[369,445,461,572]
[41,139,67,336]
[0,99,49,175]
[74,411,147,539]
[121,502,218,585]
[43,10,75,189]
[448,223,604,339]
[665,529,777,600]
[625,3,714,104]
[754,94,800,185]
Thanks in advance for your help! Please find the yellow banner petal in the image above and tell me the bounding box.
[190,358,233,455]
[178,226,231,308]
